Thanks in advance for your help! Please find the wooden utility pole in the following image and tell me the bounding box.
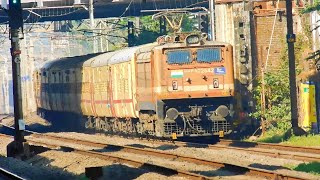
[285,0,299,131]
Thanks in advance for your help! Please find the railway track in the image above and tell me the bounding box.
[1,124,319,179]
[90,133,320,163]
[176,140,320,162]
[27,133,308,180]
[0,133,13,138]
[218,139,320,154]
[109,135,320,163]
[26,134,215,180]
[0,167,25,180]
[2,123,320,162]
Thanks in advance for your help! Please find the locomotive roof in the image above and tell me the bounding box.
[40,53,103,70]
[154,40,231,50]
[87,43,157,67]
[38,40,231,71]
[87,41,230,67]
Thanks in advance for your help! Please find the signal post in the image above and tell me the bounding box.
[6,0,29,158]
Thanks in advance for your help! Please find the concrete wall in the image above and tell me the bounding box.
[311,11,320,51]
[216,2,254,113]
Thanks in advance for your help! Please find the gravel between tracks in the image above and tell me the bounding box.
[0,113,51,127]
[38,132,319,180]
[0,119,320,179]
[0,135,186,179]
[0,136,13,156]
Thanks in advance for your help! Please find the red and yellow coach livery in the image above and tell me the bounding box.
[34,33,236,138]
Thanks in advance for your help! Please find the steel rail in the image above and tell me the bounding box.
[30,133,320,162]
[74,149,213,180]
[0,133,13,138]
[164,140,320,162]
[0,167,25,180]
[102,136,320,162]
[27,136,213,179]
[28,134,307,180]
[88,133,320,157]
[1,134,210,180]
[217,139,320,154]
[120,137,320,162]
[3,124,320,162]
[0,134,25,180]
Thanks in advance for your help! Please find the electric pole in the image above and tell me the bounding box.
[7,0,28,158]
[128,21,134,47]
[209,0,215,41]
[89,0,97,53]
[286,0,303,135]
[89,0,94,29]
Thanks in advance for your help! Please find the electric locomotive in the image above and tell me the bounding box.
[34,32,236,138]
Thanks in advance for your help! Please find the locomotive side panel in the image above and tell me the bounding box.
[96,66,113,117]
[61,70,71,112]
[56,71,64,112]
[81,67,94,116]
[136,51,154,111]
[75,68,83,113]
[48,71,57,111]
[111,61,138,118]
[69,68,78,113]
[40,70,50,111]
[92,67,103,116]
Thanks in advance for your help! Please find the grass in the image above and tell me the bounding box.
[256,128,292,143]
[253,124,320,147]
[257,133,320,147]
[256,133,287,143]
[286,162,320,175]
[281,134,320,147]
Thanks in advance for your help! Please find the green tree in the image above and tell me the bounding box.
[136,14,198,45]
[301,0,320,14]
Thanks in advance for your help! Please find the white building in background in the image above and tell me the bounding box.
[0,56,11,115]
[311,11,320,51]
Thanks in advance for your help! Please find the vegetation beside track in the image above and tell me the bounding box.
[286,162,320,176]
[256,127,320,147]
[282,135,320,147]
[250,17,318,145]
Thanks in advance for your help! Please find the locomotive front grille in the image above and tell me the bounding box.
[163,120,231,137]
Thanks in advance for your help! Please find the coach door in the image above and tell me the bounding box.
[136,51,154,111]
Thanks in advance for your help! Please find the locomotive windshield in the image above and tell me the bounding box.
[197,48,221,63]
[166,50,191,65]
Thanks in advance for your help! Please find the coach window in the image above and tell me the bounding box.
[65,70,70,83]
[52,72,57,83]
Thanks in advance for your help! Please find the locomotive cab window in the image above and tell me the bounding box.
[197,48,221,63]
[166,50,191,65]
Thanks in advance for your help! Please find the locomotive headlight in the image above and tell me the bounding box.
[216,105,229,118]
[186,34,200,45]
[166,108,179,120]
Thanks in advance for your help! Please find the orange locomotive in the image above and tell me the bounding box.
[34,33,235,138]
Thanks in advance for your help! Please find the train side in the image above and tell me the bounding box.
[34,33,237,138]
